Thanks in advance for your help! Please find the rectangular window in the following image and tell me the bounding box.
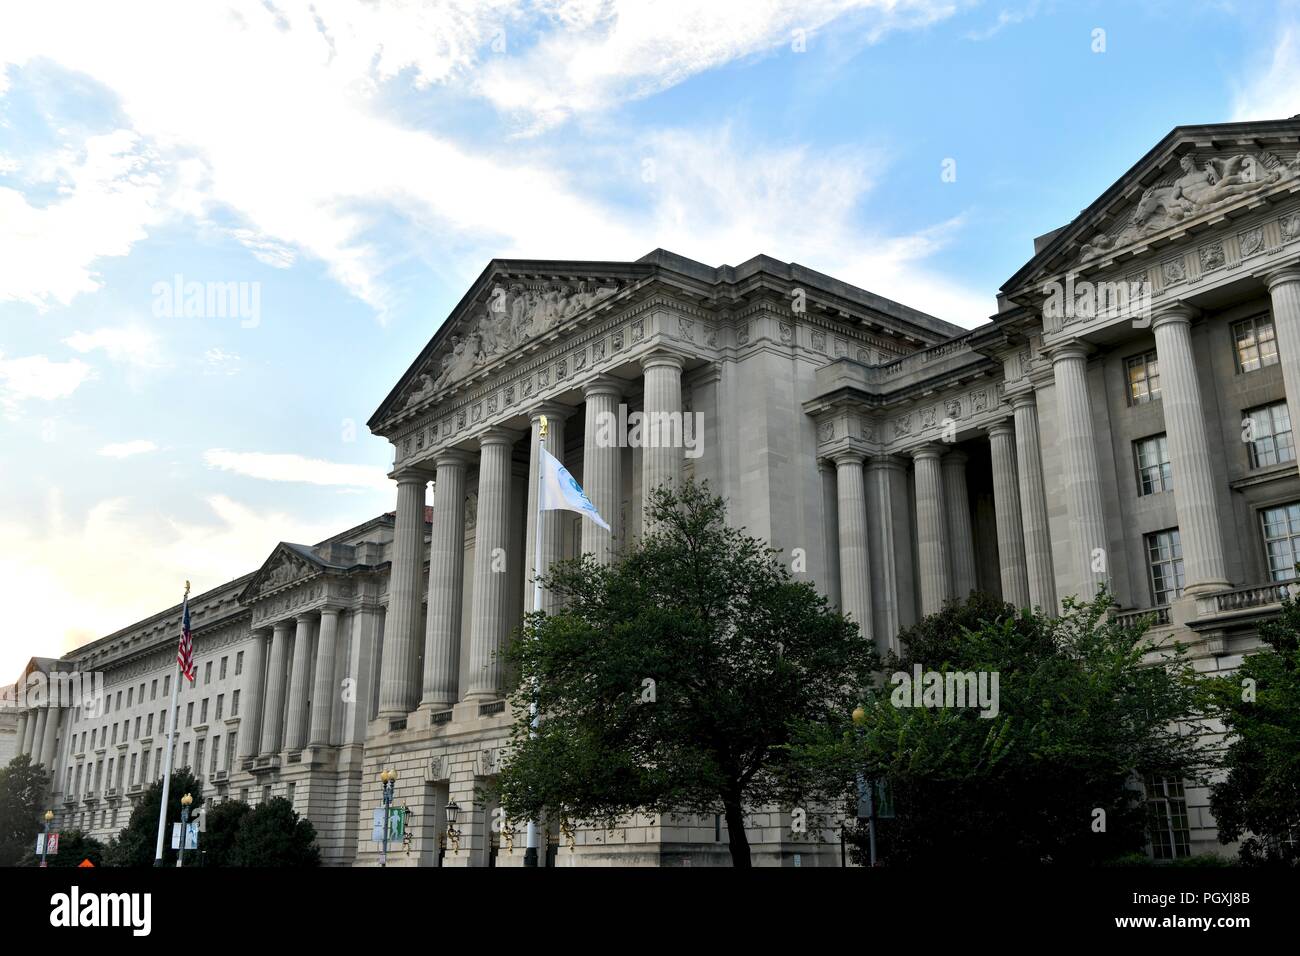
[129,753,137,785]
[200,699,208,724]
[204,661,212,685]
[186,702,194,727]
[226,732,237,773]
[235,651,244,676]
[1126,350,1161,405]
[1146,775,1191,860]
[215,695,224,721]
[139,750,149,782]
[163,675,170,697]
[1233,314,1279,373]
[1244,401,1295,468]
[1261,501,1300,581]
[1134,434,1172,496]
[232,690,240,717]
[154,748,162,779]
[1146,528,1185,606]
[145,714,153,737]
[195,740,205,776]
[127,687,133,708]
[151,679,157,701]
[182,742,190,768]
[220,656,228,680]
[210,736,220,774]
[116,691,122,710]
[134,716,140,740]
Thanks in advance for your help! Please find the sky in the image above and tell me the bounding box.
[1,0,1299,679]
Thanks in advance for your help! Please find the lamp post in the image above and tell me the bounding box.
[445,800,460,856]
[39,810,53,868]
[379,770,397,867]
[851,706,877,867]
[178,794,193,868]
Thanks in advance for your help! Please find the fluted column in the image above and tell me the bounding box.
[820,461,841,608]
[21,708,36,756]
[525,406,569,616]
[912,444,951,617]
[987,420,1031,608]
[260,620,292,755]
[1051,343,1110,601]
[377,470,428,718]
[582,377,623,563]
[309,608,340,746]
[421,451,470,710]
[867,456,903,648]
[284,613,316,751]
[833,451,872,644]
[1151,305,1230,593]
[30,708,49,767]
[467,428,518,701]
[1010,393,1056,612]
[942,451,977,600]
[39,707,62,769]
[15,712,28,758]
[238,628,269,758]
[1265,266,1300,442]
[640,352,685,529]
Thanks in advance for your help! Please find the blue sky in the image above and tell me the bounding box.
[2,0,1299,677]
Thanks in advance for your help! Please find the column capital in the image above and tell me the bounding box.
[1008,391,1038,412]
[829,448,867,467]
[272,619,295,635]
[1151,302,1198,329]
[985,417,1015,439]
[582,375,624,400]
[1046,339,1094,365]
[294,610,319,624]
[478,425,524,448]
[318,604,344,618]
[391,467,432,485]
[639,349,687,373]
[866,454,908,473]
[909,442,946,462]
[526,401,574,424]
[1261,262,1300,291]
[432,448,474,469]
[941,449,969,467]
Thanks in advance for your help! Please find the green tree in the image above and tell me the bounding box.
[1202,593,1300,865]
[19,828,107,868]
[105,768,205,867]
[201,799,252,868]
[801,590,1206,865]
[494,481,877,867]
[229,797,320,867]
[0,754,51,866]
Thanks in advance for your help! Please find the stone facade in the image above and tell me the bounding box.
[9,118,1300,864]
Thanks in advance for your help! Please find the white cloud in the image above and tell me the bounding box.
[0,0,974,323]
[203,448,391,491]
[203,347,241,376]
[1232,24,1300,121]
[63,326,163,368]
[0,491,349,679]
[0,128,162,308]
[0,351,94,411]
[98,439,158,458]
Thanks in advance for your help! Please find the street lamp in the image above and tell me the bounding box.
[379,770,397,867]
[178,794,194,868]
[39,810,54,868]
[445,800,461,855]
[850,706,877,866]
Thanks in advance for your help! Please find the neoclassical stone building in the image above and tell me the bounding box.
[8,117,1300,865]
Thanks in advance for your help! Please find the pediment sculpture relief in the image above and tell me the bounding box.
[260,553,311,593]
[400,281,620,410]
[1079,151,1300,262]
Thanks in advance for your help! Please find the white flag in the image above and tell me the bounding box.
[538,445,610,530]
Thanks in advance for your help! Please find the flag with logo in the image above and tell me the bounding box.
[177,592,195,684]
[538,445,609,530]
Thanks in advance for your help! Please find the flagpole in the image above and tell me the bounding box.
[154,581,187,865]
[524,416,547,868]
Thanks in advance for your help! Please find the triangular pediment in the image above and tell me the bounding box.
[240,543,325,602]
[370,257,657,428]
[1003,118,1300,294]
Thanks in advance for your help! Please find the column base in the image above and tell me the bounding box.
[1184,579,1230,597]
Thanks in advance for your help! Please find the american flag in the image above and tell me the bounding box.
[178,592,195,684]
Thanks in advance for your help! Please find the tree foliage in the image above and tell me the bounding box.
[1202,594,1300,866]
[229,797,320,867]
[493,480,877,866]
[0,754,51,866]
[104,768,205,867]
[201,798,252,868]
[799,590,1205,865]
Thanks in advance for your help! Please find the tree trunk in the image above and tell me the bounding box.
[723,798,751,867]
